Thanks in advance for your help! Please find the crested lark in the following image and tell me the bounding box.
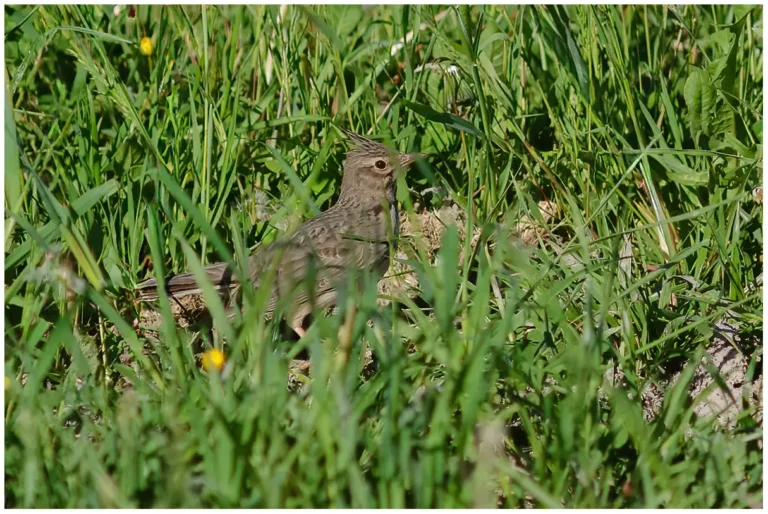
[136,129,418,337]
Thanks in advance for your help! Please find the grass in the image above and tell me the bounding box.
[4,4,763,508]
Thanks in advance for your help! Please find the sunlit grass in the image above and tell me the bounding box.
[4,4,763,508]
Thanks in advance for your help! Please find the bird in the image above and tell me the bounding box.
[136,129,419,338]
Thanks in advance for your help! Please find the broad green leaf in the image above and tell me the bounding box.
[684,68,715,143]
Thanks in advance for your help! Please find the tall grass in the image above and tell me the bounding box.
[4,5,763,507]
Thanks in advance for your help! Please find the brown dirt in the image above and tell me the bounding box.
[377,204,474,305]
[676,324,762,428]
[138,293,209,330]
[605,321,762,428]
[378,200,557,305]
[512,200,559,246]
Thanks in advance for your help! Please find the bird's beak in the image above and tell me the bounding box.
[400,153,420,169]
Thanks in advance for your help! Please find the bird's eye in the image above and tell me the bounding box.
[374,159,387,170]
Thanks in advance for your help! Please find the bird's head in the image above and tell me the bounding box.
[339,129,419,201]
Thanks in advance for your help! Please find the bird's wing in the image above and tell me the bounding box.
[247,209,389,315]
[289,208,389,276]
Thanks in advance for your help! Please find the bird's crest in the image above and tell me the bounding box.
[340,128,391,156]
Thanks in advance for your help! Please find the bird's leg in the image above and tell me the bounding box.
[289,307,311,341]
[292,325,307,339]
[288,321,311,384]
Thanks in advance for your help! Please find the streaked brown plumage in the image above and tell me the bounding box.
[136,130,418,337]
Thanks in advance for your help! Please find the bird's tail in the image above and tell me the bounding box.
[136,262,237,302]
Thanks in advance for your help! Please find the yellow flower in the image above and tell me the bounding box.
[139,37,153,56]
[202,349,226,373]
